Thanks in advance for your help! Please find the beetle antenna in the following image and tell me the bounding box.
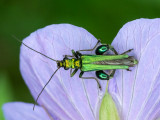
[12,35,58,62]
[33,67,60,110]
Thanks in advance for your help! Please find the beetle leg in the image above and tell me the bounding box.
[108,45,118,55]
[64,50,79,58]
[95,44,109,55]
[76,51,82,56]
[70,69,72,75]
[79,71,102,90]
[126,69,132,71]
[121,49,133,55]
[108,70,116,79]
[71,50,79,58]
[97,44,118,55]
[77,39,101,52]
[70,69,78,77]
[63,55,74,58]
[96,70,116,80]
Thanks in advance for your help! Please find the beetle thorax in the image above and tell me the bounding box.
[57,58,81,70]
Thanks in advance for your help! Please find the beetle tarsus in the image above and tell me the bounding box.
[79,71,102,90]
[127,69,132,71]
[121,49,134,55]
[77,39,100,52]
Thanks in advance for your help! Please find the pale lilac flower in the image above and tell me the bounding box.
[3,19,160,120]
[109,18,160,120]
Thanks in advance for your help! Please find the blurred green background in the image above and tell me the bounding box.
[0,0,160,119]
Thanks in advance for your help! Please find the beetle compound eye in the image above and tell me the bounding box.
[95,45,109,55]
[96,70,109,80]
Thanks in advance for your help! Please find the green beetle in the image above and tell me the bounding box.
[20,39,138,110]
[57,40,137,89]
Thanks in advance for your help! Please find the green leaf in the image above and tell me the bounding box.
[99,82,120,120]
[0,71,13,120]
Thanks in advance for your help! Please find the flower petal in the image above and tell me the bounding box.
[109,18,160,120]
[3,102,51,120]
[20,24,106,120]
